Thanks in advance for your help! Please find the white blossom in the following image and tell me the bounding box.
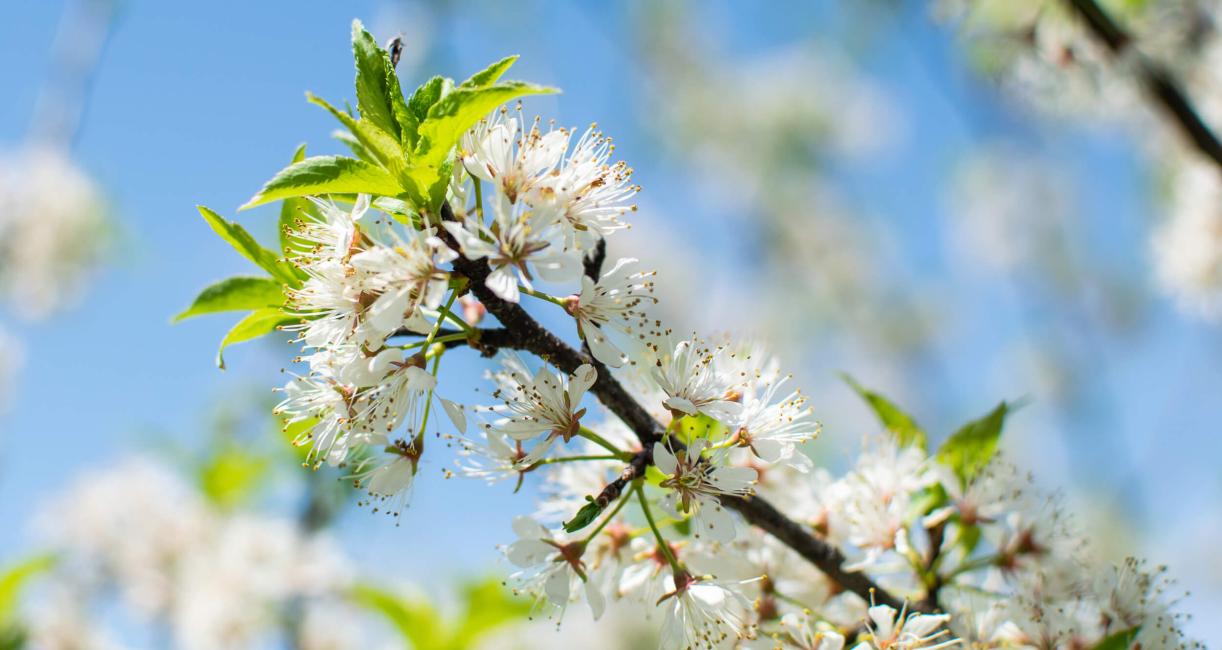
[504,516,606,622]
[653,439,756,543]
[478,356,597,464]
[565,257,657,367]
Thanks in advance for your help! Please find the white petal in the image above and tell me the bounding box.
[367,458,413,497]
[695,499,738,543]
[568,364,597,402]
[439,398,466,434]
[584,579,606,620]
[868,605,897,639]
[506,539,553,567]
[485,267,520,303]
[544,569,571,606]
[583,323,625,368]
[664,396,698,416]
[653,442,678,476]
[511,515,548,541]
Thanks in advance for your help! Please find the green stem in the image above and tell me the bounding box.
[946,554,1000,580]
[425,291,460,347]
[637,485,682,573]
[519,285,566,307]
[416,351,444,444]
[395,331,469,351]
[584,487,633,543]
[440,305,475,334]
[534,454,622,466]
[473,178,484,220]
[578,427,627,457]
[414,293,457,443]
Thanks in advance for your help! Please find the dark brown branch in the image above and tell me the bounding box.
[437,203,916,611]
[1065,0,1222,168]
[722,496,905,611]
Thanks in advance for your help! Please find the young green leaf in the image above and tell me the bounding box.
[0,554,55,626]
[348,584,444,650]
[451,578,531,648]
[198,206,298,285]
[198,447,270,509]
[307,93,406,175]
[1092,626,1142,650]
[841,373,927,450]
[936,401,1010,486]
[351,19,401,139]
[239,155,403,210]
[215,308,294,369]
[563,498,604,533]
[459,54,518,89]
[407,80,557,211]
[401,75,454,151]
[174,276,285,322]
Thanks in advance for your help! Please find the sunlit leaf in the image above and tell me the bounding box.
[215,308,294,369]
[174,276,284,322]
[841,373,927,450]
[197,206,297,285]
[936,401,1010,486]
[239,156,403,210]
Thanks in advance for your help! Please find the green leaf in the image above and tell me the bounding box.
[351,19,401,140]
[239,155,403,210]
[959,522,982,555]
[459,55,518,89]
[174,276,284,322]
[936,402,1010,486]
[0,554,55,626]
[198,448,270,509]
[406,80,556,211]
[1092,626,1142,650]
[307,93,406,175]
[401,75,453,153]
[215,308,294,370]
[198,206,298,285]
[452,578,531,647]
[349,584,444,650]
[842,373,927,450]
[563,498,603,533]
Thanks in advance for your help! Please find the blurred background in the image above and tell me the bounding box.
[1,0,1220,646]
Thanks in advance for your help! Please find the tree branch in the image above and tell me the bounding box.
[437,203,914,611]
[1065,0,1222,168]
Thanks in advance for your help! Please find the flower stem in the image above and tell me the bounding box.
[425,291,460,347]
[416,293,458,441]
[534,454,623,466]
[578,427,629,458]
[473,178,484,220]
[395,331,469,351]
[636,485,682,573]
[518,285,566,307]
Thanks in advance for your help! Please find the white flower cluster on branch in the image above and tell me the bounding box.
[184,29,1199,649]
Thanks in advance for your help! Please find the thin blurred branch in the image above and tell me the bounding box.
[1065,0,1222,168]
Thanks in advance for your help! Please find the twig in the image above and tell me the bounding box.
[1065,0,1222,168]
[437,202,916,611]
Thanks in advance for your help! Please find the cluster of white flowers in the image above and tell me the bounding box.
[25,458,361,650]
[0,146,108,320]
[243,91,1207,647]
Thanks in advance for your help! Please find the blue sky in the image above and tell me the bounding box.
[2,0,1220,643]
